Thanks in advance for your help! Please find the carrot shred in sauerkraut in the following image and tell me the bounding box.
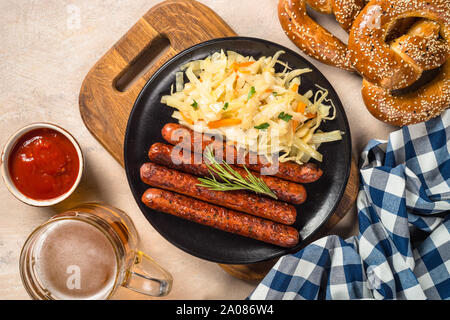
[161,50,342,164]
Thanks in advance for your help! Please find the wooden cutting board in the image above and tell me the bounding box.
[79,0,236,164]
[79,0,359,281]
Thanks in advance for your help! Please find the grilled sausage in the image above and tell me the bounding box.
[148,142,307,204]
[140,162,297,225]
[161,123,323,183]
[142,188,299,248]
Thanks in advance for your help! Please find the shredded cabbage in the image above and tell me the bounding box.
[161,50,343,164]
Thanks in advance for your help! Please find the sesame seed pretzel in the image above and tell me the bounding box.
[307,0,367,31]
[348,0,449,90]
[349,0,449,126]
[390,20,449,77]
[361,19,450,126]
[278,0,366,70]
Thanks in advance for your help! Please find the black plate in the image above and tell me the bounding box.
[124,37,351,264]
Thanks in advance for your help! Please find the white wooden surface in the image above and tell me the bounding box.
[0,0,394,299]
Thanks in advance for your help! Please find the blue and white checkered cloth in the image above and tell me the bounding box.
[248,109,450,300]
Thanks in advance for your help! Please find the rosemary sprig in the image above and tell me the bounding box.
[197,147,278,199]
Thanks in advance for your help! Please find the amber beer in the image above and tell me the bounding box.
[20,203,172,300]
[33,219,118,299]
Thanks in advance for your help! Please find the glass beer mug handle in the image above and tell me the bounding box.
[123,251,173,296]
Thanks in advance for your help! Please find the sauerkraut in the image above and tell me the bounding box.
[161,50,343,165]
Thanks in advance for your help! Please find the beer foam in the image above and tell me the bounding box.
[34,219,118,300]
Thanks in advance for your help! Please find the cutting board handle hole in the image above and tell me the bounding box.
[115,36,171,92]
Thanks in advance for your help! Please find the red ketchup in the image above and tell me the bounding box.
[8,128,80,200]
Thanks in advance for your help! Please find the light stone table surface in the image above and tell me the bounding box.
[0,0,395,300]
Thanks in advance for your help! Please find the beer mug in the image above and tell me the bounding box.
[19,203,172,299]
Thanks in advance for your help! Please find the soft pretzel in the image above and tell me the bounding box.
[361,71,449,126]
[348,0,450,90]
[306,0,332,13]
[361,19,450,126]
[278,0,366,70]
[306,0,367,31]
[390,20,449,72]
[385,17,418,42]
[278,0,449,126]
